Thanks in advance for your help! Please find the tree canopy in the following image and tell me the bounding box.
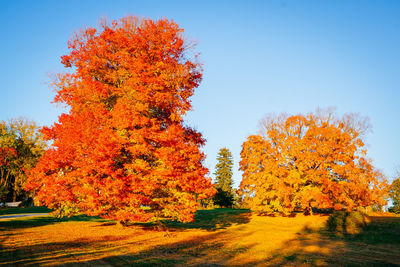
[26,16,215,223]
[389,177,400,213]
[239,109,388,215]
[214,148,234,193]
[0,118,46,202]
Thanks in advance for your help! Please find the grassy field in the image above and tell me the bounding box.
[0,208,399,266]
[0,206,51,216]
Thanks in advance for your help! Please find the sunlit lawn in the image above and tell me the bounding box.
[1,208,399,266]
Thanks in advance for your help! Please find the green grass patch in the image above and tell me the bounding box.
[0,206,52,215]
[0,213,109,230]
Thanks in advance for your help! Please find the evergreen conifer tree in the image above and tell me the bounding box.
[213,148,235,207]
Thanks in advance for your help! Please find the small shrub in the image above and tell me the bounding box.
[50,203,80,218]
[327,211,347,232]
[388,206,400,214]
[199,198,217,210]
[345,211,370,234]
[326,210,369,234]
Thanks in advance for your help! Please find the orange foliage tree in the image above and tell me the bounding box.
[26,16,215,223]
[239,109,387,215]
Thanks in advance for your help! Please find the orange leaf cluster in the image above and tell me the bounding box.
[26,16,215,223]
[239,109,387,215]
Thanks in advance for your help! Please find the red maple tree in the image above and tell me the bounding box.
[26,16,215,223]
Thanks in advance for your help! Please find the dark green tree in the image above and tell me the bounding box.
[213,188,235,208]
[213,148,235,208]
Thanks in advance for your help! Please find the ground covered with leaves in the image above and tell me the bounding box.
[1,208,399,266]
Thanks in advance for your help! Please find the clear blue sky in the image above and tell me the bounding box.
[1,0,399,187]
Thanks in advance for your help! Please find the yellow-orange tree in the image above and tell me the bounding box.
[26,16,215,223]
[239,109,387,215]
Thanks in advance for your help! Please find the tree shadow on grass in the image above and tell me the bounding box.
[343,216,400,245]
[0,214,111,263]
[0,209,254,266]
[266,216,400,266]
[132,208,252,232]
[0,206,52,216]
[0,234,133,266]
[0,214,109,231]
[83,233,260,266]
[0,208,251,232]
[0,230,260,266]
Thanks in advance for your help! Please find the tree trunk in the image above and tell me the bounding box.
[13,177,19,202]
[304,203,313,216]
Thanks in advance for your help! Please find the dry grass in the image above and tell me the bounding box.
[0,209,399,266]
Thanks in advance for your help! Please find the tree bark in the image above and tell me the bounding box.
[13,177,18,202]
